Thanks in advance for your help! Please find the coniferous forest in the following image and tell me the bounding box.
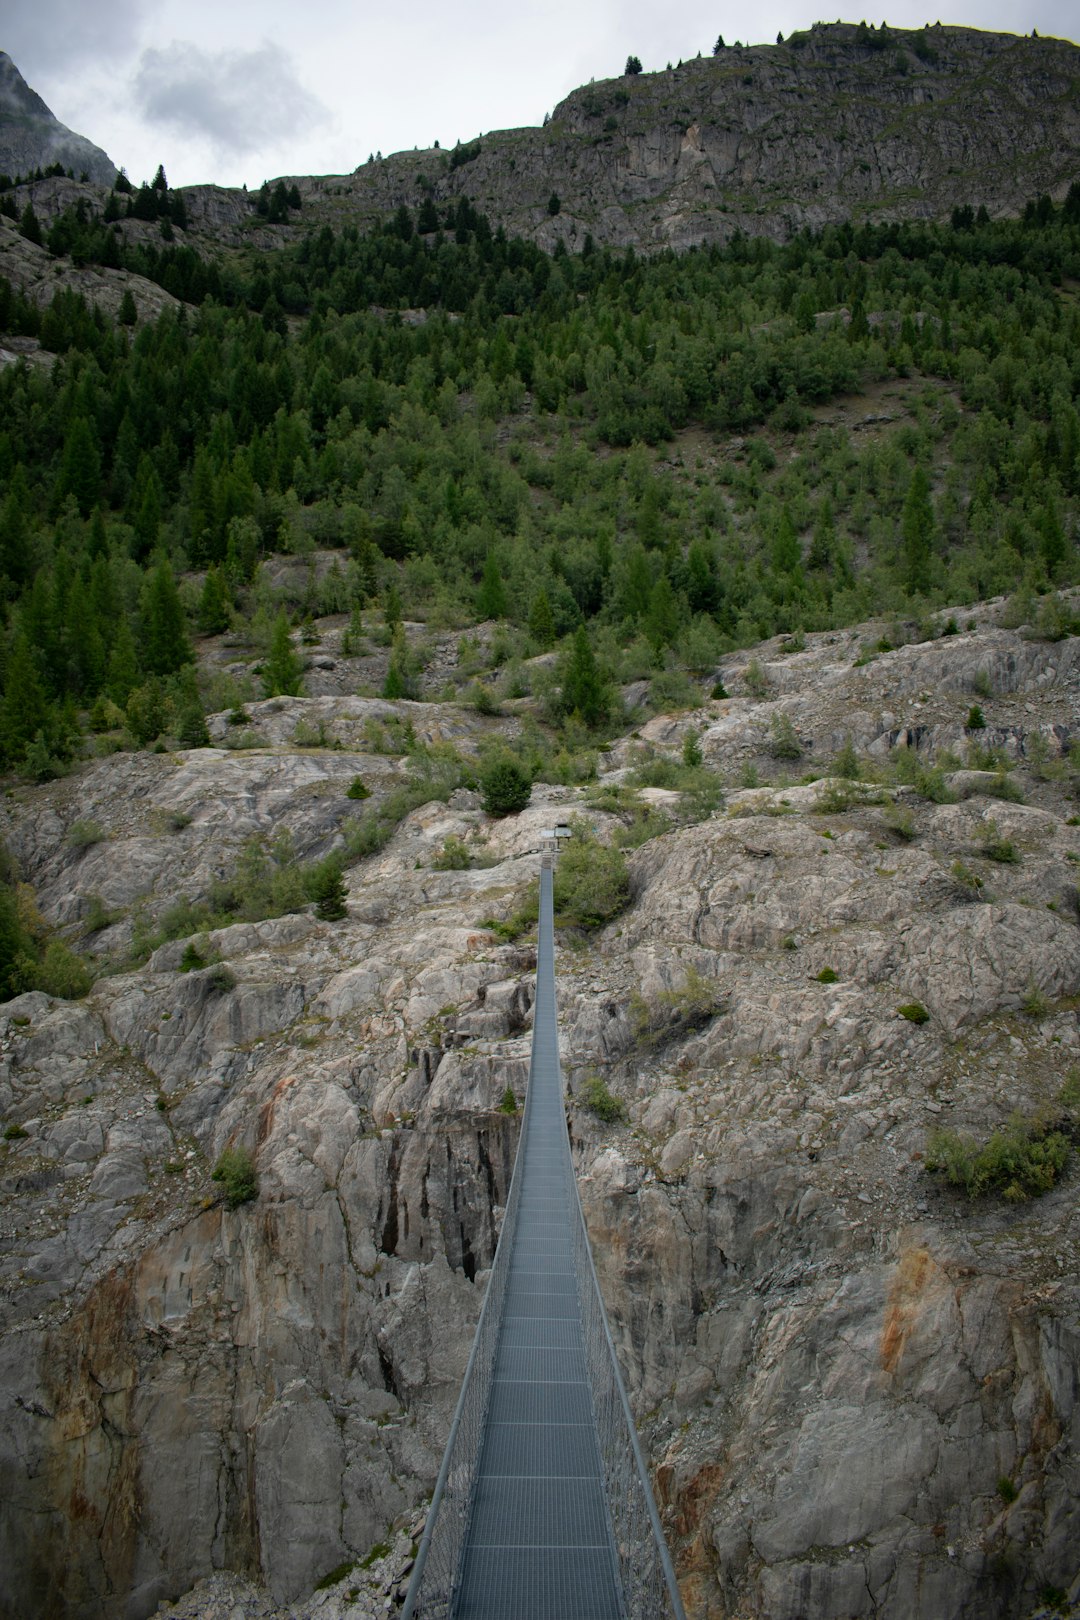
[1,181,1079,791]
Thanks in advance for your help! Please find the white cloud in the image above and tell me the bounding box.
[133,39,331,160]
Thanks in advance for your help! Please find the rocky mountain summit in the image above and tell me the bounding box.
[1,598,1078,1619]
[0,52,116,187]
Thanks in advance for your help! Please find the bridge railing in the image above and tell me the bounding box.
[400,958,538,1620]
[402,861,685,1620]
[569,1163,685,1620]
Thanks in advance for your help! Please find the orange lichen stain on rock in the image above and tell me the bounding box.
[256,1071,298,1147]
[880,1246,934,1375]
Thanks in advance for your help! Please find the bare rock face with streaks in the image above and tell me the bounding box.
[1,603,1079,1620]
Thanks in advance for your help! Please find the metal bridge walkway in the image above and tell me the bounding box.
[403,858,684,1620]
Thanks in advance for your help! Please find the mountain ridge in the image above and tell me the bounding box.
[3,24,1080,261]
[0,51,116,188]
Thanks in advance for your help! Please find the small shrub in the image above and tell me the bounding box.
[711,679,729,699]
[815,966,839,984]
[206,963,236,993]
[1020,982,1050,1018]
[898,1001,929,1023]
[971,668,993,699]
[979,824,1020,864]
[952,860,985,897]
[682,730,704,769]
[767,711,803,760]
[579,1074,627,1123]
[883,802,917,842]
[179,941,205,972]
[432,835,471,870]
[36,941,93,999]
[996,1477,1018,1505]
[67,819,106,849]
[346,776,371,800]
[3,1122,29,1140]
[498,1086,518,1115]
[925,1116,1070,1201]
[966,705,986,730]
[744,657,768,699]
[212,1145,259,1208]
[833,737,861,779]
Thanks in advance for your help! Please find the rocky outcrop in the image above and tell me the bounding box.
[1,603,1079,1619]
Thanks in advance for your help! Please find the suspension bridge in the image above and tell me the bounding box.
[403,851,685,1620]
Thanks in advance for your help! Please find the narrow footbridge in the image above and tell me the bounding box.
[403,857,685,1620]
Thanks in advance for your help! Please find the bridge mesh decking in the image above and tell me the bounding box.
[403,858,684,1620]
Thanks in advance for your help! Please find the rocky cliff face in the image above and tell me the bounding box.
[1,601,1078,1619]
[335,22,1080,252]
[0,53,116,187]
[5,23,1080,285]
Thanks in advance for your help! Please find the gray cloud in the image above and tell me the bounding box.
[133,39,330,159]
[2,0,148,74]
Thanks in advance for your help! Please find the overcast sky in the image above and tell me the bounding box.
[3,0,1077,190]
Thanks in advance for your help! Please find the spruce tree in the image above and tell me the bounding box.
[562,626,608,727]
[142,556,192,675]
[902,465,935,595]
[476,551,507,619]
[263,611,303,697]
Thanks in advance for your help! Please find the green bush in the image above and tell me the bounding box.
[925,1116,1070,1201]
[433,835,471,870]
[579,1074,627,1123]
[346,776,371,800]
[179,941,205,972]
[212,1146,259,1208]
[67,819,106,849]
[898,1001,929,1023]
[979,824,1020,864]
[308,857,348,920]
[768,711,803,760]
[35,940,93,999]
[480,754,532,816]
[498,1086,518,1114]
[815,966,839,983]
[553,827,630,931]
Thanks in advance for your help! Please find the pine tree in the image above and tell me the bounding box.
[263,611,303,697]
[141,556,192,676]
[645,574,680,653]
[561,626,608,727]
[528,588,556,648]
[175,669,210,747]
[310,857,348,920]
[476,551,507,619]
[902,465,935,595]
[56,418,101,518]
[198,565,231,634]
[772,508,802,575]
[106,617,139,705]
[0,632,47,763]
